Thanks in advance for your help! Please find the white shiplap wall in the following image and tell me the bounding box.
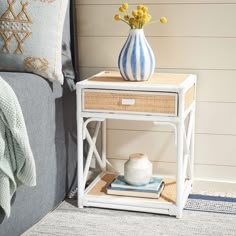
[75,0,236,193]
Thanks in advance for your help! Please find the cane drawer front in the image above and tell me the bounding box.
[83,89,178,116]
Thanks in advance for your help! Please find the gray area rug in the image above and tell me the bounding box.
[25,195,236,236]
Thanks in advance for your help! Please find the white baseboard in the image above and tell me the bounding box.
[192,179,236,197]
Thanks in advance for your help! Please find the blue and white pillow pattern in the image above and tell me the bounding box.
[0,0,68,84]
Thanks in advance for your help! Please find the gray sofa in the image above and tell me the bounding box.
[0,1,78,235]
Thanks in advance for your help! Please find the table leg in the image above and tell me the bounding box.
[77,116,84,208]
[176,119,185,218]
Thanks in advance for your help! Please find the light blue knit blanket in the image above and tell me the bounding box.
[0,77,36,218]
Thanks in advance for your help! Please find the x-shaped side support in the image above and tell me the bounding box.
[182,110,195,182]
[82,118,105,189]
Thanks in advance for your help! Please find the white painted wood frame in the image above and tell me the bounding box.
[76,71,197,218]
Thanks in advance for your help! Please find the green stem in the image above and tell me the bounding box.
[120,19,132,28]
[145,20,160,26]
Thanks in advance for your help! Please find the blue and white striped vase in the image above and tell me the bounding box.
[118,29,155,81]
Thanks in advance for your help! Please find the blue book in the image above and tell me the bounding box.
[111,175,163,191]
[107,182,165,199]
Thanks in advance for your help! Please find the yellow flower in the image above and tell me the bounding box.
[137,9,144,17]
[160,17,167,24]
[132,10,138,17]
[119,6,125,12]
[143,15,150,24]
[114,4,167,29]
[137,5,144,10]
[142,6,148,13]
[129,17,140,28]
[114,14,121,21]
[133,19,139,28]
[122,3,128,10]
[129,17,135,26]
[124,14,129,21]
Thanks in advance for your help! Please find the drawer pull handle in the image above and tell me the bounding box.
[121,98,135,105]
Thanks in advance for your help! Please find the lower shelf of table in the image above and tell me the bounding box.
[81,172,190,217]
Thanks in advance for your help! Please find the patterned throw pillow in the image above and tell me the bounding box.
[0,0,68,84]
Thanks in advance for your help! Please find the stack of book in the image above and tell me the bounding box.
[106,175,164,199]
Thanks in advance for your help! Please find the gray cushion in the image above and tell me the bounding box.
[0,71,77,236]
[0,0,68,84]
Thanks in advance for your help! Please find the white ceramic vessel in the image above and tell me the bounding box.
[124,153,152,186]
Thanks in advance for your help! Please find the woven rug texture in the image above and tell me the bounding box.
[25,195,236,236]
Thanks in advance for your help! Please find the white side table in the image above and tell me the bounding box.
[76,71,197,218]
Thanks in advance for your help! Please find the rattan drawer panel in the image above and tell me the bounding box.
[83,90,177,116]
